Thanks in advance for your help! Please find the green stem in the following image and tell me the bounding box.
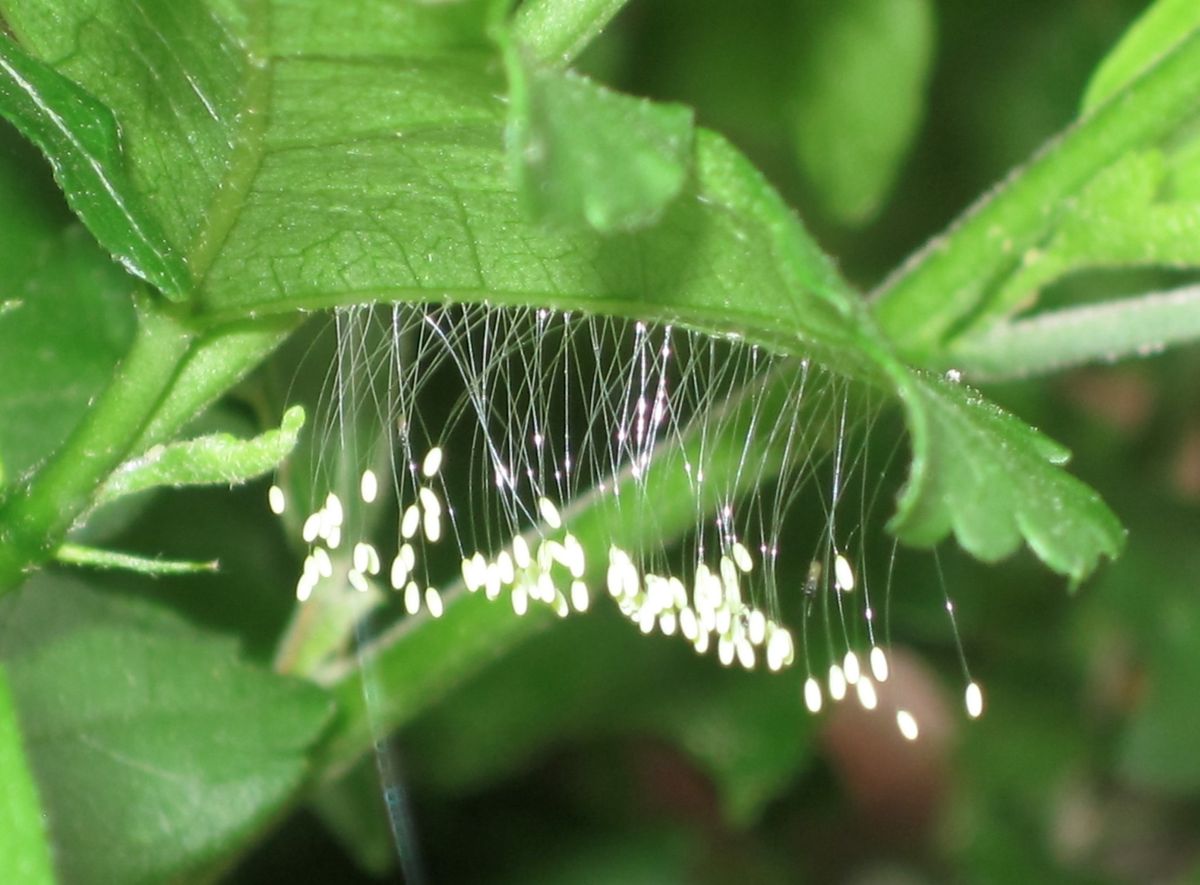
[948,283,1200,381]
[0,297,194,594]
[870,29,1200,359]
[133,314,301,452]
[314,361,838,780]
[0,258,295,597]
[512,0,630,67]
[55,542,218,575]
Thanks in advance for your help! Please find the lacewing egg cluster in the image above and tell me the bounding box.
[605,541,796,671]
[269,304,988,744]
[269,458,987,741]
[459,496,586,619]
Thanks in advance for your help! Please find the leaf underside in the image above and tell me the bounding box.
[0,38,189,296]
[0,0,1124,583]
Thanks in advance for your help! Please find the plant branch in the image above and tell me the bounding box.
[0,296,195,595]
[133,315,302,452]
[0,299,297,596]
[870,29,1200,359]
[512,0,630,68]
[948,283,1200,381]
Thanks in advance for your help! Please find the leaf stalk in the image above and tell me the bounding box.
[0,296,195,594]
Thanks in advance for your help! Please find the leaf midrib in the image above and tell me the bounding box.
[183,0,271,286]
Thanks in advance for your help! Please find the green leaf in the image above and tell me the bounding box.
[195,74,859,360]
[1082,0,1200,113]
[0,38,189,296]
[0,132,135,482]
[0,0,858,359]
[513,0,632,68]
[0,576,333,883]
[0,0,266,288]
[887,371,1125,584]
[262,0,494,55]
[505,44,694,232]
[0,572,207,658]
[788,0,935,225]
[0,0,1125,590]
[0,664,54,885]
[96,404,305,505]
